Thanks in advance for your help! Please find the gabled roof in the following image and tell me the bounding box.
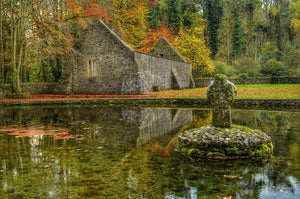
[148,37,187,63]
[87,19,134,52]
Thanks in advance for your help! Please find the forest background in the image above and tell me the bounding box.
[0,0,299,93]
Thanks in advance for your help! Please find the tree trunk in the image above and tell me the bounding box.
[0,12,4,85]
[11,5,21,93]
[10,0,30,93]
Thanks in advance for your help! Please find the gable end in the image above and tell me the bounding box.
[148,37,186,63]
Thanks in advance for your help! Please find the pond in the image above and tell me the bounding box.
[0,106,299,199]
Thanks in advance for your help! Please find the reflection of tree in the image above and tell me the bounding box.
[0,106,192,198]
[231,109,300,191]
[287,129,300,181]
[149,152,266,198]
[0,107,299,198]
[187,109,212,130]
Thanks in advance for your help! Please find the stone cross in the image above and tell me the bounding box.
[206,74,237,128]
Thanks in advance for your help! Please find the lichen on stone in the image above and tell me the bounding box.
[177,125,273,161]
[177,74,273,161]
[207,74,237,128]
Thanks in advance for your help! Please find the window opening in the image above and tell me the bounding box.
[87,59,97,77]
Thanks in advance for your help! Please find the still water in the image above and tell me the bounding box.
[0,106,299,199]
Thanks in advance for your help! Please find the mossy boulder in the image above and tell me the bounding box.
[177,125,273,161]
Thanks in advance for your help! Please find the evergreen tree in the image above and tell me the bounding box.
[231,6,243,58]
[163,0,182,33]
[204,0,223,58]
[180,0,199,30]
[148,0,199,34]
[147,0,160,29]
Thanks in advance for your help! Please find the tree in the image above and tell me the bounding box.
[7,0,33,93]
[203,0,223,58]
[231,5,243,59]
[163,0,183,33]
[147,0,160,29]
[0,0,10,84]
[289,0,300,43]
[139,22,174,53]
[243,0,261,59]
[147,0,200,34]
[0,0,111,90]
[216,0,234,63]
[174,26,214,77]
[111,0,149,50]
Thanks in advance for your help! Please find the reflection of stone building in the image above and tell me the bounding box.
[0,106,192,147]
[122,108,192,146]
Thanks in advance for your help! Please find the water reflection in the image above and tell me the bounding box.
[0,106,299,199]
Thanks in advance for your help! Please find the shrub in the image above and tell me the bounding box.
[237,73,248,79]
[214,61,236,77]
[262,58,285,76]
[232,57,262,77]
[285,49,300,76]
[262,42,279,59]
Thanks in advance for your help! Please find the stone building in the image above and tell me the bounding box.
[56,19,194,95]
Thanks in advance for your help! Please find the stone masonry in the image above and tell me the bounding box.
[207,74,237,128]
[55,19,194,95]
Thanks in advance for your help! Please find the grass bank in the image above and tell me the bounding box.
[150,84,300,99]
[0,84,299,109]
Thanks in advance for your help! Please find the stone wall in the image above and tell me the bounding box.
[70,19,138,95]
[195,77,300,88]
[134,52,192,93]
[270,76,300,84]
[148,37,186,62]
[60,19,193,95]
[0,83,58,98]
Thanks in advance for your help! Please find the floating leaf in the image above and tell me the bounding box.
[224,175,239,179]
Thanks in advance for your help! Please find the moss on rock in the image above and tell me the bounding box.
[177,125,273,161]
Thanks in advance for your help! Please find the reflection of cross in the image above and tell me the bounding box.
[207,74,237,128]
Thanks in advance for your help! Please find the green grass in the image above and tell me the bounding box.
[149,84,300,99]
[237,84,298,88]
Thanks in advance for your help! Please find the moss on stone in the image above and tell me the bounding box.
[177,125,273,161]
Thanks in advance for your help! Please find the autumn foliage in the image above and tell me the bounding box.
[0,0,215,90]
[140,22,174,53]
[111,0,150,50]
[174,27,215,77]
